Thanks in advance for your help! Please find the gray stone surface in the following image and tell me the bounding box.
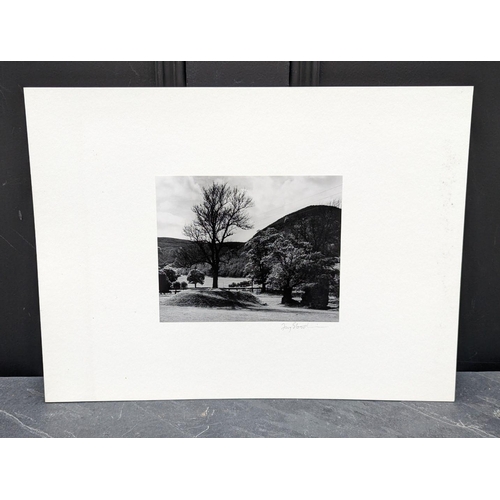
[1,372,500,437]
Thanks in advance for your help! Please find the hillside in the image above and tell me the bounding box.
[157,237,194,267]
[255,205,341,237]
[158,237,245,273]
[251,204,341,259]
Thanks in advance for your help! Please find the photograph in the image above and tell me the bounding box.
[156,176,342,322]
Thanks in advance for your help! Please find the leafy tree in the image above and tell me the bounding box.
[183,182,253,288]
[243,228,277,292]
[266,207,340,307]
[160,266,179,283]
[172,281,181,290]
[187,269,205,288]
[180,281,188,289]
[264,235,311,304]
[264,234,335,307]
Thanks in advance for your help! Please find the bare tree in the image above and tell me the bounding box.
[183,182,253,288]
[328,198,342,209]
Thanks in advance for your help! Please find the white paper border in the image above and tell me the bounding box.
[24,87,473,402]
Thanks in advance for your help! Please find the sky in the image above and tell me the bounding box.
[156,176,342,241]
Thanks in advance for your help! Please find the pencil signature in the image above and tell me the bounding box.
[281,322,328,331]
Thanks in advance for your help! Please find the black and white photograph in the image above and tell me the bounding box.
[156,176,342,322]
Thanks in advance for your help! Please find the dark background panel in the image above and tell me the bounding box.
[318,62,500,371]
[0,62,161,376]
[290,61,320,86]
[1,61,499,375]
[186,61,290,86]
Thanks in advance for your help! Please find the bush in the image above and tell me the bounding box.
[228,280,252,288]
[301,276,330,310]
[159,274,172,293]
[172,281,181,290]
[180,281,188,289]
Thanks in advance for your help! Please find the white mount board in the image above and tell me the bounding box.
[24,87,473,402]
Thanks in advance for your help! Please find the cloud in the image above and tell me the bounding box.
[156,176,342,240]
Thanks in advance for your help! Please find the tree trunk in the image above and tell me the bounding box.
[261,282,266,293]
[212,267,219,288]
[281,286,293,304]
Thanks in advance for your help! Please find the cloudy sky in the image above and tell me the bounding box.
[156,176,342,241]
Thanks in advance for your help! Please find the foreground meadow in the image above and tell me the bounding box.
[159,290,339,322]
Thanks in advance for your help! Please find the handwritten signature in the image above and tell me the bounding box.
[281,322,328,331]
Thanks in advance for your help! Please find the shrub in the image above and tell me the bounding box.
[187,269,205,288]
[300,276,330,310]
[228,280,252,288]
[159,274,172,293]
[172,281,181,290]
[180,281,188,289]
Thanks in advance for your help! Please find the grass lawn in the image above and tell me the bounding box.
[159,292,339,322]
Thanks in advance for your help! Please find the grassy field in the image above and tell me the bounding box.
[159,291,339,322]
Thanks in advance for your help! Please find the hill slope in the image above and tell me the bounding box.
[158,237,245,272]
[256,205,341,235]
[251,204,341,258]
[157,237,194,267]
